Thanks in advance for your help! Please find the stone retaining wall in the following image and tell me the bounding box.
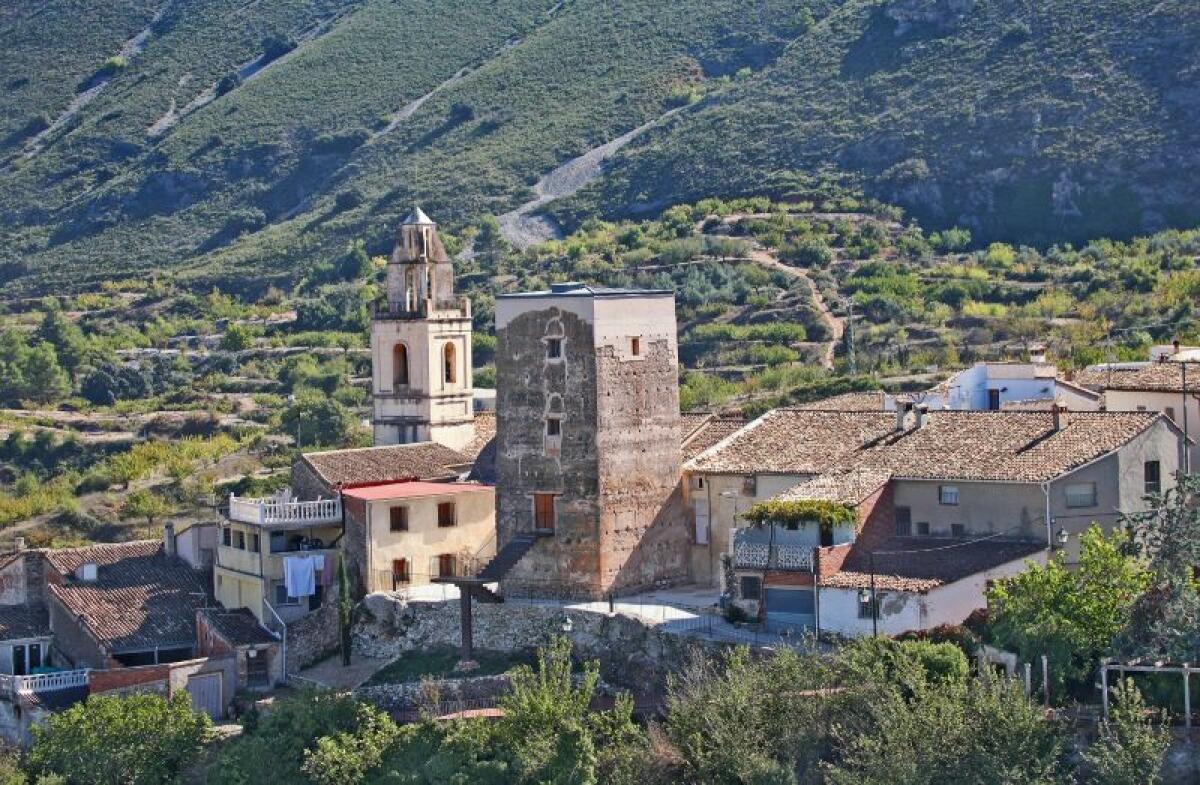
[354,594,717,692]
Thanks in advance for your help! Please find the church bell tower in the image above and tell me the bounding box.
[370,208,474,449]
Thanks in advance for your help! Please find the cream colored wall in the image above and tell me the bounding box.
[1104,390,1197,468]
[685,471,810,587]
[365,488,496,590]
[892,480,1046,540]
[215,520,342,622]
[215,570,265,622]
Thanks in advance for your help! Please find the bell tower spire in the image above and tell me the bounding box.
[371,208,474,449]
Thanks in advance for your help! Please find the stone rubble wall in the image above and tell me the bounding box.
[354,593,718,692]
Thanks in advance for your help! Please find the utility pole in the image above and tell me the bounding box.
[845,299,857,376]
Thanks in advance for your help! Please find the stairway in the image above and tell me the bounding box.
[476,533,539,583]
[470,584,504,604]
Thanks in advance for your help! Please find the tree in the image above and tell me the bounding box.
[28,692,210,785]
[338,555,352,667]
[1083,679,1170,785]
[20,343,71,404]
[474,215,511,271]
[221,322,254,352]
[338,240,373,281]
[280,393,358,447]
[121,489,173,533]
[988,527,1149,700]
[1114,474,1200,660]
[35,307,89,379]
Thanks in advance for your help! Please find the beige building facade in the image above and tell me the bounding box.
[342,482,495,593]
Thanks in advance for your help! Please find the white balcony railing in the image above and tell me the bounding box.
[228,493,341,527]
[0,669,90,695]
[732,542,814,572]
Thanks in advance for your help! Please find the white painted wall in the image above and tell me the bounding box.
[817,550,1047,637]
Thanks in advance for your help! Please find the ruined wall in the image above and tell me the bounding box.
[354,594,717,693]
[285,600,339,673]
[291,459,331,500]
[496,307,602,597]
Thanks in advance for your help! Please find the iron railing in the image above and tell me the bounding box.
[228,494,341,526]
[732,542,814,572]
[0,669,89,695]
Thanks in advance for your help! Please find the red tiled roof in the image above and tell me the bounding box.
[687,409,1167,483]
[681,415,747,462]
[342,481,492,501]
[46,541,208,653]
[820,537,1046,593]
[1078,361,1200,393]
[795,391,889,411]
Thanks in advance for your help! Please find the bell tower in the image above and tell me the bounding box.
[370,208,474,450]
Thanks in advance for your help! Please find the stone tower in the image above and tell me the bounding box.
[370,208,474,450]
[493,283,690,598]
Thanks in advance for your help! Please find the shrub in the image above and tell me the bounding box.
[28,692,210,785]
[1083,679,1170,785]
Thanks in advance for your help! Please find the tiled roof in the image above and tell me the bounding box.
[0,605,49,641]
[300,442,468,487]
[795,391,889,411]
[821,537,1045,593]
[1078,362,1200,393]
[686,410,897,475]
[774,468,892,506]
[460,413,496,462]
[46,541,209,653]
[342,481,491,501]
[681,415,747,462]
[200,608,277,646]
[687,409,1166,483]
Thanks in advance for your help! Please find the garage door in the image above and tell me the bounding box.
[186,673,223,720]
[764,588,814,633]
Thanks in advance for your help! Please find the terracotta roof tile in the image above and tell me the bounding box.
[0,605,49,641]
[1077,362,1200,393]
[820,537,1046,593]
[687,409,1166,483]
[774,468,892,506]
[46,541,208,653]
[301,442,468,487]
[681,415,747,462]
[199,608,277,647]
[795,391,889,411]
[459,413,496,462]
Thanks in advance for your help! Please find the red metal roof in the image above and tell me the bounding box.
[341,481,492,501]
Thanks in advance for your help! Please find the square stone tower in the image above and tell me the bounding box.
[494,283,689,598]
[371,208,474,450]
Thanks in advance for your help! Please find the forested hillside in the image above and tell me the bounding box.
[0,0,1196,295]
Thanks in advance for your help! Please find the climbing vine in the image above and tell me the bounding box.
[742,499,856,528]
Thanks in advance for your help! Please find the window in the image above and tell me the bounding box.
[950,523,965,538]
[697,477,704,489]
[234,531,246,550]
[938,485,960,506]
[916,521,930,536]
[895,507,912,536]
[389,506,409,532]
[743,476,757,495]
[392,558,409,585]
[631,337,641,356]
[1065,482,1097,508]
[1144,461,1161,495]
[534,493,556,532]
[249,533,260,553]
[436,554,456,578]
[546,417,561,437]
[222,527,232,547]
[437,502,456,528]
[546,338,562,359]
[443,342,457,384]
[739,576,761,599]
[392,344,409,387]
[858,593,880,619]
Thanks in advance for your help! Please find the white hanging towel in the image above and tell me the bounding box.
[284,555,317,597]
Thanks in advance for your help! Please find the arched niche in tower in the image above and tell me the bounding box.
[443,342,457,385]
[392,343,409,387]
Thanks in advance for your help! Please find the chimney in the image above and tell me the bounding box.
[895,400,914,432]
[163,522,177,557]
[915,403,929,429]
[1052,403,1068,432]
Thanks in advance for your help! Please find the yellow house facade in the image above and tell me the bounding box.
[341,481,495,593]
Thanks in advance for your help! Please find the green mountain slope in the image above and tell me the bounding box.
[0,0,1196,294]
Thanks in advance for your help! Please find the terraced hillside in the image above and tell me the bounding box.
[0,0,1196,294]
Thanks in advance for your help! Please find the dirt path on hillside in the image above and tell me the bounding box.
[711,241,844,371]
[498,106,685,249]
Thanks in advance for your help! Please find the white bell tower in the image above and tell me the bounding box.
[370,208,474,450]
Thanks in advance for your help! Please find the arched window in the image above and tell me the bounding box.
[443,342,457,384]
[392,344,409,387]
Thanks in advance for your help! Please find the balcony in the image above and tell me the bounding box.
[372,296,470,321]
[732,542,814,572]
[228,493,341,528]
[0,669,89,698]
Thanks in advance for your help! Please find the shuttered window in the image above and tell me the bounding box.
[534,493,556,532]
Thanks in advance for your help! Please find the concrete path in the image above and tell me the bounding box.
[295,653,390,690]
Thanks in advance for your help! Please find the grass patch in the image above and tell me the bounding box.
[364,647,535,686]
